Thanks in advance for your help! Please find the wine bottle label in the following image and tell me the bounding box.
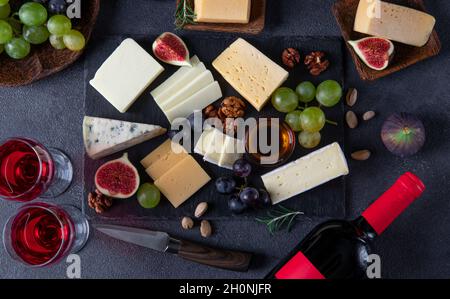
[275,251,325,279]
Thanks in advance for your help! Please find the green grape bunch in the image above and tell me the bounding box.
[272,80,343,149]
[0,0,86,60]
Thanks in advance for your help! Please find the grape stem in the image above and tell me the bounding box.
[326,119,338,126]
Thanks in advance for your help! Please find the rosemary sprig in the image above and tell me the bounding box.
[256,205,304,235]
[175,0,196,30]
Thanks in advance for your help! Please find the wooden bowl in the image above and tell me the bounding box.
[0,0,100,87]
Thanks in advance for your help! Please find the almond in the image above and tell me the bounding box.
[346,88,358,107]
[351,150,371,161]
[363,111,376,121]
[346,111,358,129]
[194,202,208,218]
[181,217,194,230]
[200,220,212,238]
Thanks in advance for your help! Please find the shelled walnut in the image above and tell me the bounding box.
[304,51,330,76]
[282,48,301,68]
[88,189,113,214]
[203,97,246,135]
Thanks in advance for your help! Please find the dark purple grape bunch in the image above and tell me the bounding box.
[215,159,271,214]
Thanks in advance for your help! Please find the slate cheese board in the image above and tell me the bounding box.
[82,33,346,220]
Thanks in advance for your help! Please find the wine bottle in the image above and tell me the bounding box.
[266,172,425,279]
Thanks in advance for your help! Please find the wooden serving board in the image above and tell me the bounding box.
[176,0,266,35]
[0,0,100,87]
[333,0,441,81]
[82,34,346,220]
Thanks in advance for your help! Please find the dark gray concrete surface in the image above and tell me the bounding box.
[0,0,449,279]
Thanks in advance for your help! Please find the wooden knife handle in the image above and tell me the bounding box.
[176,239,252,272]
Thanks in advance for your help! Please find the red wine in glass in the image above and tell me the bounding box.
[0,138,73,202]
[3,202,89,267]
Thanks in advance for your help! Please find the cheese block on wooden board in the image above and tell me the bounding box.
[262,143,349,205]
[354,0,436,47]
[90,38,164,113]
[159,70,214,111]
[213,38,288,111]
[83,116,166,160]
[154,155,211,208]
[150,56,205,105]
[164,81,222,123]
[194,0,251,24]
[140,139,186,169]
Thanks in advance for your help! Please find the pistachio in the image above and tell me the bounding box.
[200,220,212,238]
[194,202,208,218]
[346,111,358,129]
[181,217,194,230]
[346,88,358,107]
[351,150,371,161]
[363,111,376,121]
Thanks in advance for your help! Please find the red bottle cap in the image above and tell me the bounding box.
[275,251,325,279]
[362,172,425,235]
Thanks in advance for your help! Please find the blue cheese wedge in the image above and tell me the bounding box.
[83,116,166,160]
[261,143,349,205]
[90,38,164,113]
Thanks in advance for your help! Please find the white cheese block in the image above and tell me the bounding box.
[164,81,222,123]
[218,135,244,170]
[159,70,214,111]
[90,38,164,113]
[354,0,436,47]
[261,143,349,205]
[213,38,289,111]
[151,56,206,104]
[195,128,243,169]
[83,116,166,160]
[194,127,216,156]
[202,128,226,166]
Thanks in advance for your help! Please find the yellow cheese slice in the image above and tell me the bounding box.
[155,155,211,208]
[194,0,251,24]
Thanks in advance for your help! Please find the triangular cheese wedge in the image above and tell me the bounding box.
[83,116,166,160]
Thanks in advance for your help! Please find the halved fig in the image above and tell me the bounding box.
[95,153,140,199]
[152,32,191,67]
[349,37,394,71]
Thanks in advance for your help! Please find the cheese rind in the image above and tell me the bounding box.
[261,143,349,205]
[154,155,211,208]
[194,0,251,24]
[151,56,205,105]
[90,38,164,113]
[164,81,222,123]
[159,70,214,111]
[83,116,166,160]
[354,0,436,47]
[213,38,288,111]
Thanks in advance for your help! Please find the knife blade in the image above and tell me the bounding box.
[95,224,252,272]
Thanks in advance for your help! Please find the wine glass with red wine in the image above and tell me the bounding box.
[0,137,73,202]
[3,202,89,267]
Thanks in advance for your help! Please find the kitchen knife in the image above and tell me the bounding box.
[94,224,252,272]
